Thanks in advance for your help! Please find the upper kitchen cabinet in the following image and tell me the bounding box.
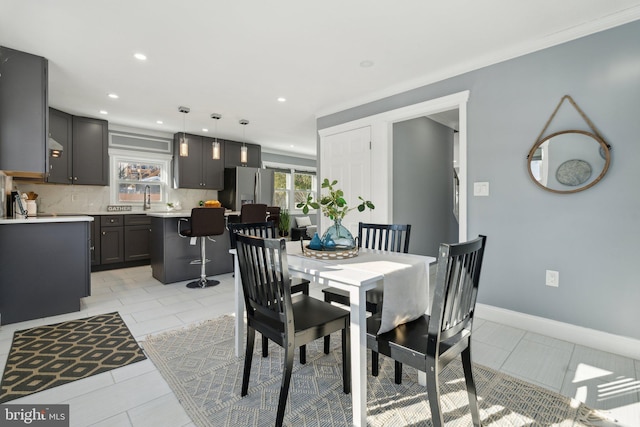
[0,46,48,177]
[71,116,109,185]
[48,110,108,185]
[48,108,73,183]
[224,140,261,168]
[173,133,224,190]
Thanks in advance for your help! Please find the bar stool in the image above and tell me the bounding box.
[178,207,226,289]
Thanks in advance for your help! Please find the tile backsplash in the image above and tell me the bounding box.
[11,181,218,214]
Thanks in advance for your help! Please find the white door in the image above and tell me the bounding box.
[320,126,372,235]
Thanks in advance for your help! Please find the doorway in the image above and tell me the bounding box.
[318,90,469,245]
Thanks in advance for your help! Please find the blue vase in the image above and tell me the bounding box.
[308,232,323,250]
[321,219,355,250]
[322,234,336,250]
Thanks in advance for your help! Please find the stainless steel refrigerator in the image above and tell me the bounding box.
[219,167,274,211]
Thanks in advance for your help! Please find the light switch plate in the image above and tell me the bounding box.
[474,182,489,196]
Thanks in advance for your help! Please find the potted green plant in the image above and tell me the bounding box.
[297,178,374,249]
[278,208,290,237]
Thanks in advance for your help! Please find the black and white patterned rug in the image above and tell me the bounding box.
[143,315,615,427]
[0,312,146,403]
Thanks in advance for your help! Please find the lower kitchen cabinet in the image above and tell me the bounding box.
[124,215,151,261]
[0,220,91,325]
[92,214,151,271]
[100,215,124,264]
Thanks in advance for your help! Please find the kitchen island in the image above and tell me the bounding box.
[0,215,93,324]
[148,211,234,284]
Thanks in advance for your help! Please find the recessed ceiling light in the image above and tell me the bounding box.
[108,93,119,99]
[99,110,108,115]
[202,128,208,132]
[156,120,163,125]
[290,144,294,148]
[360,60,374,68]
[134,53,147,61]
[277,97,286,102]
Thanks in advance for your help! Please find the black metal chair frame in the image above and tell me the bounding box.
[228,221,310,359]
[177,207,226,289]
[367,235,487,427]
[322,222,411,354]
[236,234,351,427]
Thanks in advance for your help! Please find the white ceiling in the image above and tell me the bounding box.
[2,1,639,157]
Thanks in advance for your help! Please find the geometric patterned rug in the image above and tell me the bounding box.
[0,311,146,403]
[143,315,618,427]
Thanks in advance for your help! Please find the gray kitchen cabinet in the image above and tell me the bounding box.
[92,214,151,270]
[48,108,73,183]
[224,140,261,168]
[173,133,224,189]
[124,215,151,261]
[100,215,124,264]
[0,46,48,176]
[0,220,91,325]
[72,116,108,185]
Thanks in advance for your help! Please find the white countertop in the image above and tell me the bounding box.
[0,215,94,224]
[147,210,240,218]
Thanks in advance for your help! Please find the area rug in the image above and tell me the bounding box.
[0,312,146,403]
[143,315,617,427]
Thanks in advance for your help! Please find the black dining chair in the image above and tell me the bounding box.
[367,235,487,427]
[228,221,311,358]
[322,222,411,354]
[235,234,351,427]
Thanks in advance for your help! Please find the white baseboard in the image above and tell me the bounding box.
[475,303,640,360]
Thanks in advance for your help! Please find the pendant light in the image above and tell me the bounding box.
[210,113,222,160]
[239,119,249,164]
[178,106,190,157]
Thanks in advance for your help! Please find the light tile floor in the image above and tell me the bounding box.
[0,266,638,426]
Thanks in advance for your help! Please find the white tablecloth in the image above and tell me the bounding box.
[291,246,430,334]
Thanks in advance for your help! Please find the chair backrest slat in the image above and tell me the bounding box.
[228,221,278,249]
[429,235,487,347]
[236,234,293,327]
[358,222,411,253]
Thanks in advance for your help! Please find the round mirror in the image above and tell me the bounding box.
[527,130,610,194]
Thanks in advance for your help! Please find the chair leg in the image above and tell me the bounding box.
[241,327,256,396]
[426,359,444,427]
[394,361,403,384]
[323,294,331,354]
[371,351,379,377]
[262,335,269,357]
[300,344,306,364]
[276,342,295,427]
[462,347,481,427]
[342,324,351,394]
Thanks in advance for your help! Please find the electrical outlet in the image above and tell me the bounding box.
[545,270,559,287]
[473,182,489,196]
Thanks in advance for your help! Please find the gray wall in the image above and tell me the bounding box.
[393,117,457,256]
[318,21,640,340]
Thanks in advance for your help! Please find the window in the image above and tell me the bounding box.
[267,164,316,212]
[109,149,171,206]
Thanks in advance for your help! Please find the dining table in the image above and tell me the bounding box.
[230,240,436,427]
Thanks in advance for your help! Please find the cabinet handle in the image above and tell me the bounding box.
[74,177,78,181]
[102,232,106,235]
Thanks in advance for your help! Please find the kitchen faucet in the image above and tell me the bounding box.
[143,185,151,210]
